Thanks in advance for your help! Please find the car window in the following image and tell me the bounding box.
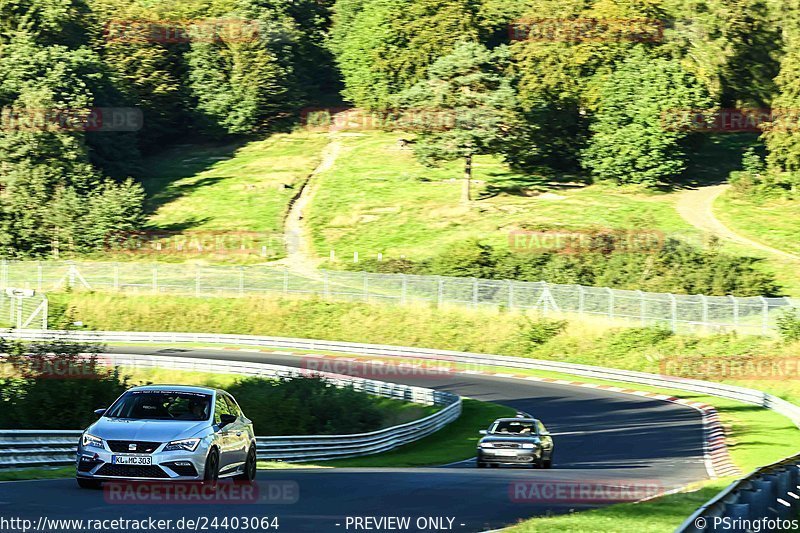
[223,394,241,418]
[537,421,548,434]
[491,420,536,434]
[105,391,211,421]
[214,393,232,424]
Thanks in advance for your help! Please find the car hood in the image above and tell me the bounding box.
[87,418,209,442]
[480,435,541,444]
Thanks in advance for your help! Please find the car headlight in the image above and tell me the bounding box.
[165,438,201,452]
[521,443,538,449]
[479,442,494,448]
[81,433,104,449]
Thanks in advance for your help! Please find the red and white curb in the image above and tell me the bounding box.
[216,347,741,479]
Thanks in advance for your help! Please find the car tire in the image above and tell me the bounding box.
[542,455,553,469]
[476,461,486,468]
[235,446,257,482]
[204,448,220,486]
[76,477,101,489]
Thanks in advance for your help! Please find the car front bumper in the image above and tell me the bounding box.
[76,442,210,482]
[477,448,541,464]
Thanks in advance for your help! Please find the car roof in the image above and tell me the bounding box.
[127,385,218,395]
[493,418,538,423]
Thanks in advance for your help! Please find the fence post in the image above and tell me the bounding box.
[637,290,645,325]
[730,295,739,327]
[152,265,158,294]
[577,285,584,316]
[606,287,614,320]
[472,278,479,308]
[701,294,708,326]
[669,293,678,332]
[760,296,769,334]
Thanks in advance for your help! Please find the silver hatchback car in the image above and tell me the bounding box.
[76,385,256,488]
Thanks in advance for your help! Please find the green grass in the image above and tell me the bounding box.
[301,399,516,467]
[114,131,330,263]
[715,189,800,257]
[308,131,702,260]
[0,467,74,481]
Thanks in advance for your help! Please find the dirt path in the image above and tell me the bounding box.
[276,135,342,275]
[676,184,800,261]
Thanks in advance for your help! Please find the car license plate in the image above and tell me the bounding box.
[112,455,152,466]
[493,450,517,457]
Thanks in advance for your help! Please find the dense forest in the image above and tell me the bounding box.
[0,0,797,258]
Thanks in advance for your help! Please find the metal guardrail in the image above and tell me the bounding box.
[678,456,800,532]
[5,329,800,529]
[0,353,461,468]
[2,260,797,334]
[6,329,799,427]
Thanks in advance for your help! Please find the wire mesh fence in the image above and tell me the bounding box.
[0,260,796,335]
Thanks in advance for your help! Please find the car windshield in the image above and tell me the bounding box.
[105,391,212,421]
[490,421,535,435]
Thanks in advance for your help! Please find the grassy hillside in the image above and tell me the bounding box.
[307,131,703,259]
[716,190,800,257]
[119,131,330,263]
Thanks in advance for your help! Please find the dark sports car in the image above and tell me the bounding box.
[476,417,554,468]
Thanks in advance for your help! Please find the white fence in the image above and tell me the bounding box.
[0,353,461,468]
[1,260,797,335]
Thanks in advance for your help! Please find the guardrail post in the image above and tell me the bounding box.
[113,263,119,291]
[152,265,158,294]
[723,503,750,525]
[701,294,708,326]
[577,285,584,316]
[437,277,444,307]
[363,272,369,302]
[760,296,769,334]
[637,290,645,325]
[472,278,479,308]
[508,280,514,309]
[401,274,407,304]
[740,488,766,519]
[606,287,614,319]
[239,267,245,296]
[774,469,792,518]
[753,478,777,518]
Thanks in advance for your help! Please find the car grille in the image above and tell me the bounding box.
[107,441,161,454]
[492,442,521,449]
[96,464,169,478]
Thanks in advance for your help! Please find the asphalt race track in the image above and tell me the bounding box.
[0,346,710,532]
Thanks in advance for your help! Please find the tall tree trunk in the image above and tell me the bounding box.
[461,154,472,204]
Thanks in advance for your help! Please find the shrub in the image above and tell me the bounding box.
[776,308,800,343]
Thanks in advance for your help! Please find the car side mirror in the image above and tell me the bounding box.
[479,430,487,435]
[94,408,106,416]
[219,414,237,427]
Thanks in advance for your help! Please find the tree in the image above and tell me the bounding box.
[396,42,517,203]
[581,47,712,186]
